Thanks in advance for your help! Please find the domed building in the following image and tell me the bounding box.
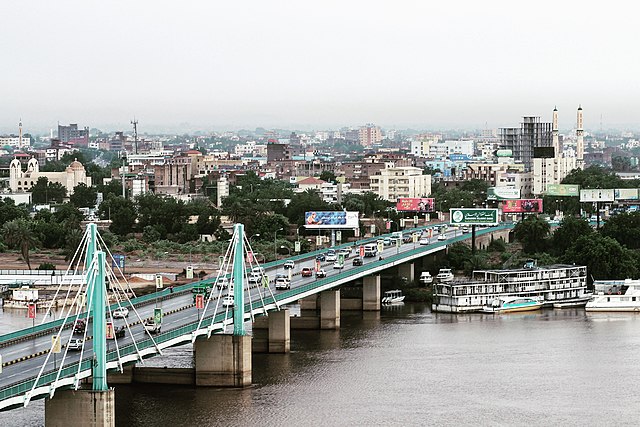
[9,157,92,195]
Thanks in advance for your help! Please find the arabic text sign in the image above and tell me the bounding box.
[502,199,543,213]
[487,187,520,200]
[580,189,615,202]
[614,188,639,201]
[396,198,435,212]
[449,208,499,225]
[304,211,359,229]
[546,184,579,197]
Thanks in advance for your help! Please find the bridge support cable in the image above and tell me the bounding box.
[41,227,90,323]
[96,231,137,298]
[243,236,278,318]
[24,256,97,406]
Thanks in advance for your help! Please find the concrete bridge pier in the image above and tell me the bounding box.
[363,275,381,311]
[320,290,340,329]
[45,389,115,427]
[194,334,251,387]
[398,262,415,282]
[269,309,291,353]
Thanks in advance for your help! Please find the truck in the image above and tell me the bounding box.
[363,243,377,257]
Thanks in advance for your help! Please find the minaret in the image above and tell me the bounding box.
[576,105,584,168]
[18,118,23,149]
[552,107,559,157]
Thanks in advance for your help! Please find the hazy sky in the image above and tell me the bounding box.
[1,1,638,133]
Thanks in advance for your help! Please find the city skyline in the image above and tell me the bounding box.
[2,1,638,133]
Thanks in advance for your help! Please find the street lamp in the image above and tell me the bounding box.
[249,233,260,246]
[274,228,283,261]
[280,245,292,256]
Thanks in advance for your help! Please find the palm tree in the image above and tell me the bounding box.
[2,219,39,269]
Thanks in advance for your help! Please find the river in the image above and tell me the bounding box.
[1,304,640,426]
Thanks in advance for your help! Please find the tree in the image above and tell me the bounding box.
[70,183,97,208]
[600,212,640,250]
[0,198,28,224]
[2,219,39,269]
[30,177,67,204]
[562,234,639,280]
[513,216,550,253]
[319,170,337,183]
[562,165,626,189]
[286,190,331,225]
[98,195,136,236]
[551,216,593,256]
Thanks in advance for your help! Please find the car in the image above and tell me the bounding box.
[112,307,129,318]
[283,260,295,269]
[316,269,327,278]
[248,272,262,284]
[333,261,344,269]
[461,226,470,234]
[114,326,126,339]
[73,320,86,334]
[275,277,291,290]
[67,338,83,351]
[352,257,363,266]
[144,318,161,334]
[216,277,230,289]
[301,267,313,277]
[437,234,447,241]
[338,249,351,259]
[403,234,413,243]
[222,296,235,307]
[383,237,392,246]
[315,254,326,262]
[251,266,265,275]
[419,237,430,245]
[325,252,337,262]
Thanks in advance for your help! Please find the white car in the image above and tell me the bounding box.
[283,260,295,270]
[222,296,234,307]
[247,272,262,284]
[437,234,447,241]
[419,237,430,245]
[251,266,265,275]
[275,277,291,290]
[461,226,470,234]
[144,318,161,334]
[112,307,129,318]
[67,338,83,351]
[333,261,344,269]
[216,277,230,289]
[325,253,337,262]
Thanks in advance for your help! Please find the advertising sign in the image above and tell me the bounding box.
[377,241,384,253]
[450,208,499,225]
[502,199,543,213]
[155,274,163,289]
[247,252,254,263]
[487,187,520,200]
[580,189,615,202]
[112,254,125,269]
[359,246,365,257]
[396,198,435,212]
[546,184,580,197]
[294,241,301,252]
[106,322,114,339]
[338,253,345,267]
[154,308,163,325]
[315,260,321,272]
[386,221,391,231]
[195,294,204,309]
[370,224,376,234]
[186,265,194,279]
[28,304,36,319]
[614,188,639,201]
[336,231,342,242]
[304,211,359,229]
[412,233,419,243]
[315,235,322,246]
[51,335,61,353]
[262,275,269,288]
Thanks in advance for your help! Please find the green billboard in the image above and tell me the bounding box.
[487,187,520,200]
[546,184,579,197]
[450,208,499,225]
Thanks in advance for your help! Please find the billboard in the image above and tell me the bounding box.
[450,208,499,225]
[304,211,359,229]
[487,187,520,200]
[546,184,580,197]
[396,198,435,212]
[614,188,639,201]
[502,199,543,213]
[580,189,615,202]
[533,146,555,158]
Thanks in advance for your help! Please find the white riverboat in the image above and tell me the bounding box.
[381,290,405,304]
[585,279,640,312]
[432,264,588,313]
[435,268,454,282]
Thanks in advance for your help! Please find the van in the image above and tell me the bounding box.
[363,243,377,258]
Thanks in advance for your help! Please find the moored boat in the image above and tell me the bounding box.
[585,279,640,312]
[482,296,543,314]
[381,289,405,304]
[553,294,592,308]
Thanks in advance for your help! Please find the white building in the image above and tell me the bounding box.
[9,158,92,194]
[532,157,577,196]
[370,165,431,202]
[443,140,474,157]
[0,135,31,149]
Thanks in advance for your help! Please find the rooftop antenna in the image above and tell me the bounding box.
[131,118,138,154]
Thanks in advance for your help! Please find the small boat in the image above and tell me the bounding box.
[585,279,640,312]
[436,268,454,282]
[482,296,542,314]
[381,290,405,304]
[553,295,592,308]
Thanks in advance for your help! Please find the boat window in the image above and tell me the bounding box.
[633,297,637,302]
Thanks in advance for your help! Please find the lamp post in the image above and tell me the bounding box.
[280,245,292,257]
[249,233,260,246]
[274,228,283,262]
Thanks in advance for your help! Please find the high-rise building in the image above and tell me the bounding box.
[58,123,89,146]
[576,105,584,169]
[500,117,552,172]
[358,124,382,147]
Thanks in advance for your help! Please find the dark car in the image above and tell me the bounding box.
[301,267,313,277]
[73,320,86,334]
[315,254,326,262]
[352,257,363,266]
